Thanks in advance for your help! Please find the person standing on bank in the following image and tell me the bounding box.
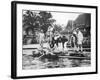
[38,30,44,48]
[71,29,78,51]
[76,28,84,52]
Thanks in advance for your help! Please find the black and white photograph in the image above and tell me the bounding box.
[22,10,91,69]
[11,1,97,79]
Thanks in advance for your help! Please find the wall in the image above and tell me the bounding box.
[0,0,99,80]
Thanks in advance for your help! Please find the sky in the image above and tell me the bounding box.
[51,12,81,27]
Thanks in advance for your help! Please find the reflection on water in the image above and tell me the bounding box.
[22,54,91,70]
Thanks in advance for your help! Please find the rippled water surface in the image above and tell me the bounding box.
[22,54,91,70]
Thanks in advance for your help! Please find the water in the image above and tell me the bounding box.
[22,54,91,70]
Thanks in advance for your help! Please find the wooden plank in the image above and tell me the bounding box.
[59,56,88,59]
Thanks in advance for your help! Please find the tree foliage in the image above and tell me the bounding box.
[53,24,62,33]
[23,10,55,34]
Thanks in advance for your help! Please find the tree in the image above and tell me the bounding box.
[22,10,55,44]
[38,11,55,33]
[23,10,40,34]
[53,24,62,33]
[23,10,55,34]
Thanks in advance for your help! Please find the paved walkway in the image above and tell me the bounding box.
[23,43,48,49]
[23,43,90,55]
[23,43,68,55]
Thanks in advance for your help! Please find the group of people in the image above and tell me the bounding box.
[37,27,84,52]
[71,28,84,52]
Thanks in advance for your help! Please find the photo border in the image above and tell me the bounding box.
[11,1,98,79]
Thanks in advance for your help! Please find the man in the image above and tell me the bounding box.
[38,30,44,48]
[61,35,68,49]
[54,33,60,47]
[76,28,83,52]
[71,29,78,51]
